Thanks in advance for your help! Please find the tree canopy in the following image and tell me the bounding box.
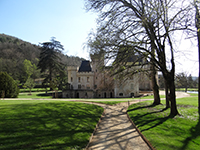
[37,37,65,86]
[85,0,193,116]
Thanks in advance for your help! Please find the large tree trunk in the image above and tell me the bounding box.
[169,78,179,116]
[165,79,170,108]
[151,65,161,105]
[165,71,179,116]
[198,31,200,115]
[195,0,200,115]
[196,14,200,115]
[151,41,160,105]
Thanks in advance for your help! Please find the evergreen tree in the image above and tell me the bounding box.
[0,72,19,98]
[37,37,64,90]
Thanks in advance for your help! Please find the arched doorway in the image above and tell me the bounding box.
[76,92,79,98]
[104,92,106,98]
[110,92,113,98]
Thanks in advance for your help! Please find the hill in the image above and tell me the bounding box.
[0,34,85,82]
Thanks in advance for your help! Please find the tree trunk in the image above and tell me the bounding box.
[169,79,179,116]
[151,65,161,105]
[49,67,53,91]
[198,31,200,114]
[165,79,170,108]
[165,70,179,116]
[150,41,160,105]
[195,0,200,115]
[197,16,200,115]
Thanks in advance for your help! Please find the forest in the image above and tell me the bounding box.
[0,34,85,84]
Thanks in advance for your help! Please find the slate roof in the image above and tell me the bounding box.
[114,45,145,64]
[78,61,92,72]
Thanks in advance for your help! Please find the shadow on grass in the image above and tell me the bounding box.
[0,102,103,149]
[36,93,51,97]
[179,115,200,150]
[128,103,171,132]
[127,103,157,112]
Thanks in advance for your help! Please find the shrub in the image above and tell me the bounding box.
[0,72,19,98]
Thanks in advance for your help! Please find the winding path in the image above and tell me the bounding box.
[85,92,190,150]
[84,101,151,150]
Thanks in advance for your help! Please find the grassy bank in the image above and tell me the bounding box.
[127,96,199,150]
[0,100,104,149]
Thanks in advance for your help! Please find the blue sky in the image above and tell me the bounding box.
[0,0,97,59]
[0,0,199,76]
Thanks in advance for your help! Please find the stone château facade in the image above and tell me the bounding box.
[62,53,152,98]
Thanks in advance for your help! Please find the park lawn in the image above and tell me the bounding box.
[18,92,53,99]
[176,88,198,92]
[127,96,200,150]
[19,88,50,93]
[0,100,104,150]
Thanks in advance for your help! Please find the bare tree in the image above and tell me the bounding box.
[86,0,193,116]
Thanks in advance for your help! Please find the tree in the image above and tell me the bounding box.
[194,0,200,114]
[0,72,19,98]
[23,59,34,80]
[176,72,188,92]
[86,0,192,116]
[37,37,64,90]
[23,77,36,95]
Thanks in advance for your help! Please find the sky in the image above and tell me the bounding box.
[0,0,96,59]
[0,0,199,76]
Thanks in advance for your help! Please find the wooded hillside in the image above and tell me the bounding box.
[0,34,85,82]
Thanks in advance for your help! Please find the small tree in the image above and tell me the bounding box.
[24,77,36,95]
[0,72,19,98]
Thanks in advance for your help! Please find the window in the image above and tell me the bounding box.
[94,85,97,89]
[87,77,89,82]
[131,84,134,89]
[78,84,81,89]
[119,93,123,96]
[71,77,73,82]
[78,77,81,82]
[86,84,90,89]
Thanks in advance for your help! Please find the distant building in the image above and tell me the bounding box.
[62,52,152,98]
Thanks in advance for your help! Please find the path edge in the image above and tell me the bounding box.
[126,112,156,150]
[85,109,105,150]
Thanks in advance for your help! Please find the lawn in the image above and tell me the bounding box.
[0,100,104,150]
[18,92,52,99]
[19,88,50,93]
[127,96,200,150]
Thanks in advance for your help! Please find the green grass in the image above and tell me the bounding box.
[188,93,198,97]
[0,100,104,150]
[176,88,198,91]
[19,88,50,93]
[18,92,52,99]
[127,96,200,150]
[135,94,165,99]
[88,101,126,105]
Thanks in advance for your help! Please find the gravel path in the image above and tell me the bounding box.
[85,92,190,150]
[85,101,151,150]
